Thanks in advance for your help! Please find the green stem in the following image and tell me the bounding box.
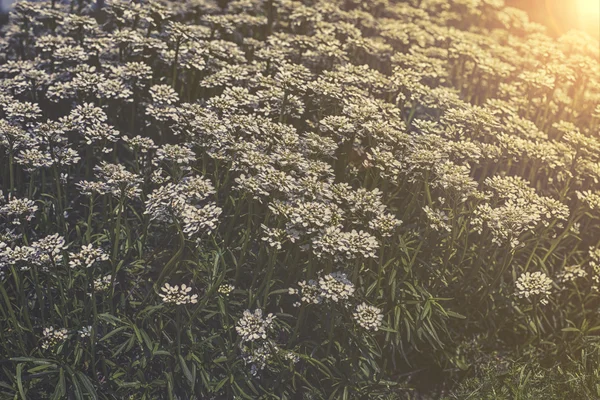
[86,195,94,244]
[112,195,125,263]
[176,307,182,354]
[9,149,14,194]
[172,38,181,89]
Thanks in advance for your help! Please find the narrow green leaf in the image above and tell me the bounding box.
[16,363,26,400]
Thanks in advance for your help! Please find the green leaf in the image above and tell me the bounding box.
[99,326,129,342]
[51,368,66,400]
[98,313,125,326]
[10,357,54,365]
[16,363,26,400]
[561,327,581,332]
[178,355,194,384]
[76,372,97,400]
[446,310,466,319]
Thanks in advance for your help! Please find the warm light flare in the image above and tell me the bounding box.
[576,0,600,37]
[576,0,600,17]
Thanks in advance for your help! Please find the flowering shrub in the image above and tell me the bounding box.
[0,0,598,398]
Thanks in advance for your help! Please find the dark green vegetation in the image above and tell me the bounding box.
[0,0,599,398]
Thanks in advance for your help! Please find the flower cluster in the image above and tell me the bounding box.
[93,275,112,292]
[290,272,357,305]
[79,326,92,339]
[68,244,109,269]
[158,283,198,305]
[353,302,384,331]
[144,176,221,239]
[218,284,235,296]
[558,265,587,283]
[0,197,37,225]
[41,326,68,350]
[236,309,276,343]
[515,271,553,305]
[31,234,66,265]
[318,272,356,303]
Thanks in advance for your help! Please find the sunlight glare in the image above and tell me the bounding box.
[576,0,600,34]
[576,0,600,17]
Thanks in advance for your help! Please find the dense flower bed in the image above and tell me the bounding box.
[0,0,598,398]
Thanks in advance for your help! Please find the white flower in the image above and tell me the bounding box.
[41,326,68,350]
[423,205,451,233]
[0,197,38,225]
[159,283,198,305]
[31,234,66,260]
[154,144,195,166]
[218,284,235,295]
[558,265,587,283]
[515,271,553,305]
[368,213,402,237]
[297,279,323,304]
[2,245,35,268]
[93,275,112,292]
[182,203,222,237]
[79,326,92,338]
[69,244,109,268]
[236,309,275,343]
[318,272,355,303]
[353,302,383,331]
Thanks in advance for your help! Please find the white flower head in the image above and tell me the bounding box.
[353,302,384,331]
[318,271,355,303]
[515,271,553,305]
[236,309,275,343]
[41,326,68,350]
[159,283,198,305]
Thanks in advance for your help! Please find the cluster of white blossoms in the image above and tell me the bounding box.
[236,309,276,343]
[1,245,36,270]
[93,275,112,292]
[158,283,198,305]
[318,272,356,303]
[290,272,356,305]
[181,204,222,238]
[144,176,222,239]
[0,197,38,225]
[260,225,289,250]
[68,244,109,268]
[368,213,402,238]
[353,302,384,331]
[0,233,66,272]
[240,341,300,376]
[86,162,143,199]
[311,227,379,261]
[218,284,235,295]
[423,205,452,233]
[154,144,196,168]
[290,273,384,331]
[240,341,277,375]
[289,280,321,305]
[41,326,68,350]
[31,233,67,264]
[558,265,587,283]
[79,326,92,339]
[576,191,600,211]
[515,271,553,305]
[16,148,53,171]
[588,247,600,289]
[472,177,570,248]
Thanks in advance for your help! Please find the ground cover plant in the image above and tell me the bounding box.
[0,0,598,398]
